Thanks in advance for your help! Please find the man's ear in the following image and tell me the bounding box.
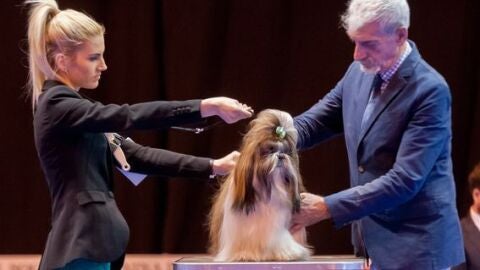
[395,27,408,44]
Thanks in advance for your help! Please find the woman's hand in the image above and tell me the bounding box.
[201,97,253,124]
[212,151,240,176]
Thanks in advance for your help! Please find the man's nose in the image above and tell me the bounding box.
[353,44,365,61]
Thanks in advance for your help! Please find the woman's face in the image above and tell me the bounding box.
[63,35,107,90]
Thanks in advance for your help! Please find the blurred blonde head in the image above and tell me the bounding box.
[25,0,105,109]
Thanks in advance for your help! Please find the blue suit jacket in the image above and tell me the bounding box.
[294,41,465,269]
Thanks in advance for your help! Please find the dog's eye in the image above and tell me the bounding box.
[261,145,276,156]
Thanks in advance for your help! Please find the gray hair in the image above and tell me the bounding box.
[341,0,410,34]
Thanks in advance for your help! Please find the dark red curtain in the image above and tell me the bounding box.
[0,0,478,254]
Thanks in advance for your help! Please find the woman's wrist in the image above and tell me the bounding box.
[200,99,217,118]
[209,159,217,179]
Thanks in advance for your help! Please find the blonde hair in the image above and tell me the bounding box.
[25,0,105,110]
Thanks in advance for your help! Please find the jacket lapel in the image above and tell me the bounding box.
[357,75,406,142]
[357,40,420,146]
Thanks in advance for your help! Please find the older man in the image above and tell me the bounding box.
[292,0,465,269]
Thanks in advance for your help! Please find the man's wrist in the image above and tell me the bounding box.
[317,197,331,220]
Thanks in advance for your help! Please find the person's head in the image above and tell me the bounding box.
[468,162,480,212]
[341,0,410,73]
[25,0,106,109]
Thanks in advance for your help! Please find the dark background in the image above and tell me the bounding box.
[0,0,479,255]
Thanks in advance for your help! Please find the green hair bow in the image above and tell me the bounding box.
[275,126,286,139]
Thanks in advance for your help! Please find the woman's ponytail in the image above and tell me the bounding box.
[25,0,60,110]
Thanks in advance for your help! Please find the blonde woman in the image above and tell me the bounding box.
[24,0,253,269]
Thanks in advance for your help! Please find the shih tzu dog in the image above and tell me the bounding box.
[208,109,311,261]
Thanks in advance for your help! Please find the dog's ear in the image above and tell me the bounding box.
[255,155,273,201]
[288,171,302,213]
[285,151,303,213]
[231,149,257,214]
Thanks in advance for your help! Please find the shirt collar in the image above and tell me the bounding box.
[379,42,412,83]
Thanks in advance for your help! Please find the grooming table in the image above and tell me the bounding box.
[173,255,365,270]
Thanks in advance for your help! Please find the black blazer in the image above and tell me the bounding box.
[453,213,480,270]
[35,80,212,269]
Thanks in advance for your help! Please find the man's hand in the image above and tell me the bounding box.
[290,192,331,233]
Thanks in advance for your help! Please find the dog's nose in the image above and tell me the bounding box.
[277,153,286,160]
